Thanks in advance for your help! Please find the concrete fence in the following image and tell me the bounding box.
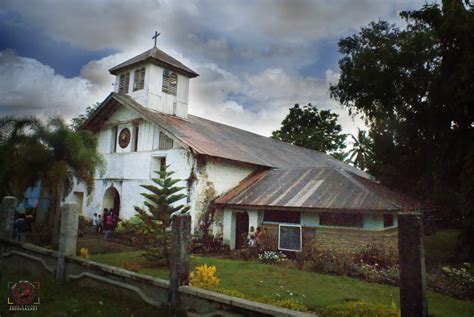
[0,238,313,316]
[0,197,312,316]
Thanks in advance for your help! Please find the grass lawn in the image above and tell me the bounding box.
[0,266,164,316]
[91,251,474,317]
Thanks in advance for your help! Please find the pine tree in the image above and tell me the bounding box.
[134,165,189,265]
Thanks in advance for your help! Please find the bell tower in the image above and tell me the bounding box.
[109,33,199,119]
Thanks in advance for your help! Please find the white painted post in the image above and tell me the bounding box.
[0,196,17,239]
[56,202,79,281]
[223,209,236,250]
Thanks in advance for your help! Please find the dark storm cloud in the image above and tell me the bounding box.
[0,0,426,136]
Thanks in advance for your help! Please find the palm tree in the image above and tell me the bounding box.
[0,116,105,246]
[348,129,372,171]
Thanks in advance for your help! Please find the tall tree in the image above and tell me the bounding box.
[330,1,474,257]
[272,104,347,157]
[348,129,372,171]
[134,165,189,266]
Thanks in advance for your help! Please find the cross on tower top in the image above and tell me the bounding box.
[152,30,161,47]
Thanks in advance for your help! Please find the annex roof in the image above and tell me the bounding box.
[82,93,370,177]
[109,47,199,78]
[214,167,421,212]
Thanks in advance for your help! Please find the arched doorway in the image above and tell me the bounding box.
[103,187,120,215]
[235,212,249,249]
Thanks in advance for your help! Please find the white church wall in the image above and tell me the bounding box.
[205,159,255,195]
[189,157,256,236]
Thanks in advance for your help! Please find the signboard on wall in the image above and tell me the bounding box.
[278,224,302,252]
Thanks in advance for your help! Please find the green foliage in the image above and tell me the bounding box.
[272,104,347,155]
[115,215,144,235]
[134,165,189,265]
[214,288,309,312]
[317,301,400,317]
[0,116,105,245]
[428,263,474,299]
[330,2,474,258]
[70,102,100,131]
[348,129,372,171]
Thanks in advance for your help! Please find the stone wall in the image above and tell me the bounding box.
[262,224,398,255]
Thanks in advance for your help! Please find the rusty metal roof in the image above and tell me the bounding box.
[215,167,420,212]
[109,47,199,78]
[82,93,370,177]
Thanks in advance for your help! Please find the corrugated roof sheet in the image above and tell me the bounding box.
[215,167,420,212]
[109,47,199,78]
[83,93,370,177]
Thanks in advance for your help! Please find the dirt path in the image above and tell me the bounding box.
[78,233,139,254]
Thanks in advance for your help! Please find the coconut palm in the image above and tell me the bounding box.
[348,129,372,171]
[0,116,105,246]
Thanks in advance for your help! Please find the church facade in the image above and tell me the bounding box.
[67,45,417,254]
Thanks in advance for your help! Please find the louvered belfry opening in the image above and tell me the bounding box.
[133,67,146,91]
[118,72,130,94]
[162,69,178,96]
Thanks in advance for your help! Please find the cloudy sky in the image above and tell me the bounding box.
[0,0,426,138]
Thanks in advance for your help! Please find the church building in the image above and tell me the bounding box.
[68,43,418,254]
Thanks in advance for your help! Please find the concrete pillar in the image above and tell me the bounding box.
[223,209,236,250]
[398,212,427,317]
[169,213,191,312]
[248,210,263,232]
[56,202,79,281]
[0,196,17,238]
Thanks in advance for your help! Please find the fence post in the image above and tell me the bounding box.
[0,196,18,239]
[169,213,191,312]
[398,212,428,317]
[56,202,79,281]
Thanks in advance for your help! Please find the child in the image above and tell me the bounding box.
[92,213,98,232]
[97,214,103,233]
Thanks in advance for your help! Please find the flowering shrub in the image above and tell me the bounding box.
[122,261,141,272]
[427,263,474,299]
[189,264,220,288]
[115,215,144,235]
[79,247,89,259]
[258,251,287,264]
[351,261,400,286]
[215,288,308,312]
[263,298,308,312]
[305,244,353,275]
[353,243,398,269]
[317,301,400,317]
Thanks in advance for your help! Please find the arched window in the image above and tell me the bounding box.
[133,67,146,91]
[162,69,178,96]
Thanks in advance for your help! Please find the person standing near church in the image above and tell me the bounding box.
[103,210,114,240]
[14,214,28,242]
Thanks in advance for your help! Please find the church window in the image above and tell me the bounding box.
[132,124,139,152]
[159,132,173,150]
[150,156,167,177]
[133,67,146,91]
[263,211,300,224]
[111,126,118,153]
[319,212,363,228]
[118,72,130,94]
[162,69,178,96]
